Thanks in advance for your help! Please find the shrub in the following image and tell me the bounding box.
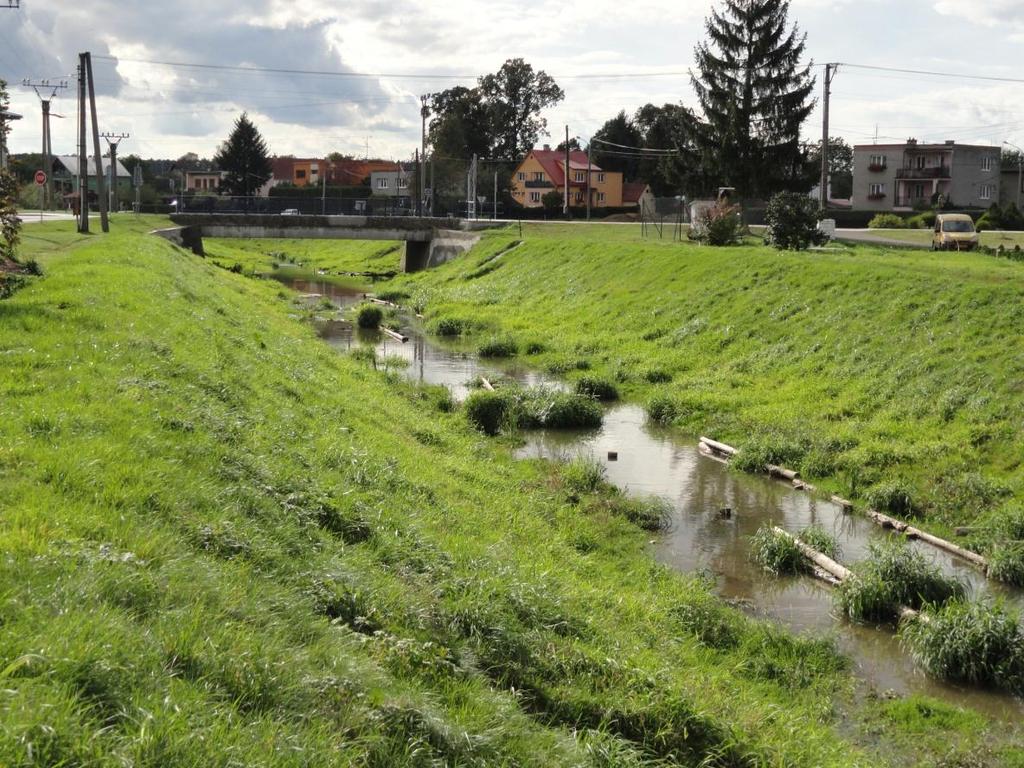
[433,317,466,336]
[643,368,672,384]
[799,525,840,560]
[523,340,546,355]
[866,479,916,517]
[530,391,603,429]
[836,541,966,623]
[868,213,905,229]
[375,289,410,303]
[693,201,743,246]
[751,526,805,574]
[732,435,804,475]
[478,337,517,358]
[764,191,828,250]
[562,454,605,494]
[356,304,383,329]
[609,495,673,531]
[900,599,1024,693]
[464,390,511,436]
[575,376,619,401]
[986,542,1024,586]
[645,395,679,425]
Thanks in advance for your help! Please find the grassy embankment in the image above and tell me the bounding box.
[0,217,920,765]
[363,223,1024,546]
[851,228,1024,249]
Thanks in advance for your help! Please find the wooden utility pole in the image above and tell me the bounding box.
[77,57,88,233]
[586,141,592,221]
[84,53,109,231]
[101,132,129,214]
[820,63,837,212]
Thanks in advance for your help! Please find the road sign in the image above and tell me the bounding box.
[34,170,46,185]
[133,165,143,188]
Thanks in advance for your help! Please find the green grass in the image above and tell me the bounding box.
[344,222,1024,539]
[204,237,403,279]
[853,228,1024,249]
[0,218,911,765]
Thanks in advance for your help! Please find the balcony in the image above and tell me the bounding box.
[868,163,887,173]
[896,166,950,180]
[867,192,887,201]
[524,179,554,189]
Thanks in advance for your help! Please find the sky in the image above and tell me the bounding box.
[2,0,1024,163]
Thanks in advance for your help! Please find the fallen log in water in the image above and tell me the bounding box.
[767,464,800,481]
[830,495,853,513]
[699,436,737,457]
[480,377,495,392]
[697,443,730,465]
[380,326,408,343]
[866,510,988,570]
[772,527,926,622]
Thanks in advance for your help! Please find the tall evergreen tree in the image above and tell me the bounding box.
[691,0,815,199]
[0,79,21,265]
[214,113,272,197]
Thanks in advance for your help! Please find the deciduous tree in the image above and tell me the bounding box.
[480,59,564,160]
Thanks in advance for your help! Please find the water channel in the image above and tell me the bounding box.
[288,276,1024,721]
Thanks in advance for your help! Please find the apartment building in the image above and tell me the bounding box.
[509,146,624,208]
[852,140,1001,211]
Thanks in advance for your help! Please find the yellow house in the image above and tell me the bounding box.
[510,146,623,208]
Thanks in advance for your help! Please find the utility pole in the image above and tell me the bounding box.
[820,63,837,212]
[428,157,434,217]
[420,94,428,217]
[586,139,592,221]
[100,131,129,214]
[24,79,68,209]
[414,148,420,216]
[493,171,497,220]
[77,58,88,233]
[83,53,109,232]
[563,125,570,218]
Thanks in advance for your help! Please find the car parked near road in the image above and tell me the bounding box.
[932,213,979,251]
[281,208,300,216]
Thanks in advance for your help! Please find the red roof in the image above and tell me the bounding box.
[623,182,650,204]
[528,148,600,188]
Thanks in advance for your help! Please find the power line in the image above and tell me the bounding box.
[837,61,1024,86]
[591,137,675,153]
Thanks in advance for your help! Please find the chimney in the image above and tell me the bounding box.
[944,140,955,145]
[543,144,551,151]
[907,138,918,145]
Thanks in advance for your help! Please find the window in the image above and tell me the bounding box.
[868,182,885,198]
[398,177,408,189]
[533,171,544,181]
[980,183,994,200]
[598,192,606,203]
[376,177,389,189]
[574,171,585,182]
[913,183,925,199]
[529,191,541,203]
[517,172,525,181]
[597,173,605,183]
[982,155,993,172]
[869,155,887,169]
[575,191,583,202]
[915,156,925,169]
[295,170,306,179]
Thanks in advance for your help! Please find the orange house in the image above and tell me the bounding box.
[509,146,623,208]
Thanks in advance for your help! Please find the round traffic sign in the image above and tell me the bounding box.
[34,170,47,186]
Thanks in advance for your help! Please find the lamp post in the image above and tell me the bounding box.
[1004,141,1023,211]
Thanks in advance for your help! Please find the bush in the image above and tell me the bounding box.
[562,455,606,494]
[575,376,619,401]
[523,340,546,355]
[464,390,511,436]
[868,213,905,229]
[866,479,916,517]
[836,541,966,622]
[731,435,804,475]
[900,600,1024,693]
[764,191,828,250]
[433,317,467,336]
[520,389,602,429]
[690,201,743,246]
[645,395,679,425]
[798,525,840,560]
[356,304,383,329]
[478,337,517,358]
[643,368,672,384]
[750,526,805,574]
[986,542,1024,586]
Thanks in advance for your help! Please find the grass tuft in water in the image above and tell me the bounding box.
[561,455,606,495]
[798,525,840,560]
[750,526,806,574]
[478,337,517,358]
[645,394,679,425]
[985,542,1024,586]
[899,599,1024,694]
[356,303,383,329]
[836,540,966,623]
[574,376,619,401]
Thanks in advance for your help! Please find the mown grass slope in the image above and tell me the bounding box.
[0,219,880,766]
[392,223,1024,536]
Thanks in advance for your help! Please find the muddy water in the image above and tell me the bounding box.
[288,276,1024,720]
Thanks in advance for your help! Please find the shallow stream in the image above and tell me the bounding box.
[288,276,1024,720]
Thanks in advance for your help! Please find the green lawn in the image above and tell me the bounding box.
[0,218,893,766]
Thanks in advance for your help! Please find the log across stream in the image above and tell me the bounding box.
[285,275,1024,721]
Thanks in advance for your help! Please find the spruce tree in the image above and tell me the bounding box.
[0,79,20,265]
[214,113,272,197]
[691,0,815,199]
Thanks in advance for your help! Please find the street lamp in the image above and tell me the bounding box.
[1004,141,1022,210]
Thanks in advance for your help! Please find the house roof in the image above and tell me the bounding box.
[853,142,998,151]
[55,155,131,178]
[526,149,601,187]
[623,182,651,204]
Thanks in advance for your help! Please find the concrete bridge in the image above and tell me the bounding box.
[162,214,505,272]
